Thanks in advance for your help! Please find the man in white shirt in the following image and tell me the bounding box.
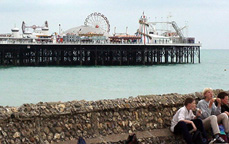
[171,97,207,144]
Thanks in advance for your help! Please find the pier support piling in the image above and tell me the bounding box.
[0,44,200,66]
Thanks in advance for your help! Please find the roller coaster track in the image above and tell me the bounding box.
[171,21,184,40]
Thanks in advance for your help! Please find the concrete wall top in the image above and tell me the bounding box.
[0,89,225,121]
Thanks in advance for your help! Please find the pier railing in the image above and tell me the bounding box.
[0,39,201,46]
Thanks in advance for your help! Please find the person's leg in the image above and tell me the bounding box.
[202,115,226,143]
[192,119,207,138]
[202,115,220,135]
[217,113,229,133]
[217,113,229,141]
[174,121,193,144]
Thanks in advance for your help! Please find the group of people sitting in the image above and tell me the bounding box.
[171,88,229,144]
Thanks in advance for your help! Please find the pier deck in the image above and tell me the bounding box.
[0,43,200,66]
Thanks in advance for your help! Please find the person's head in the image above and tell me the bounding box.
[203,88,213,100]
[217,92,229,105]
[184,97,196,110]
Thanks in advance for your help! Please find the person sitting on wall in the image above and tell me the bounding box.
[217,91,229,116]
[197,88,229,143]
[171,97,207,144]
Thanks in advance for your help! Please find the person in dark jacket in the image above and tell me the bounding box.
[217,91,229,115]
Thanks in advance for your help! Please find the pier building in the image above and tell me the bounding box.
[0,12,201,66]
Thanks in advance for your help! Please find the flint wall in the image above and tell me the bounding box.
[0,89,225,144]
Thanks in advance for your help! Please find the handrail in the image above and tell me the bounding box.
[0,39,199,45]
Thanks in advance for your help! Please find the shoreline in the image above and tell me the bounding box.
[0,89,227,143]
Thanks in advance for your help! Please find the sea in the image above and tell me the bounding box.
[0,49,228,107]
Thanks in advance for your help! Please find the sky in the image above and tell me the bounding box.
[0,0,228,49]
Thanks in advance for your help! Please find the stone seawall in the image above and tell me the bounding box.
[0,89,226,144]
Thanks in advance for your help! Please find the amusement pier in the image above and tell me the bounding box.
[0,12,201,66]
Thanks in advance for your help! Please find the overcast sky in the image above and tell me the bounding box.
[0,0,228,49]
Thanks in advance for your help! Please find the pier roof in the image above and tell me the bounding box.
[63,25,110,37]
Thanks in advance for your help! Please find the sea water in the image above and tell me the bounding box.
[0,49,228,106]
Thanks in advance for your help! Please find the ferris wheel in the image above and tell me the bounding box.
[84,12,110,33]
